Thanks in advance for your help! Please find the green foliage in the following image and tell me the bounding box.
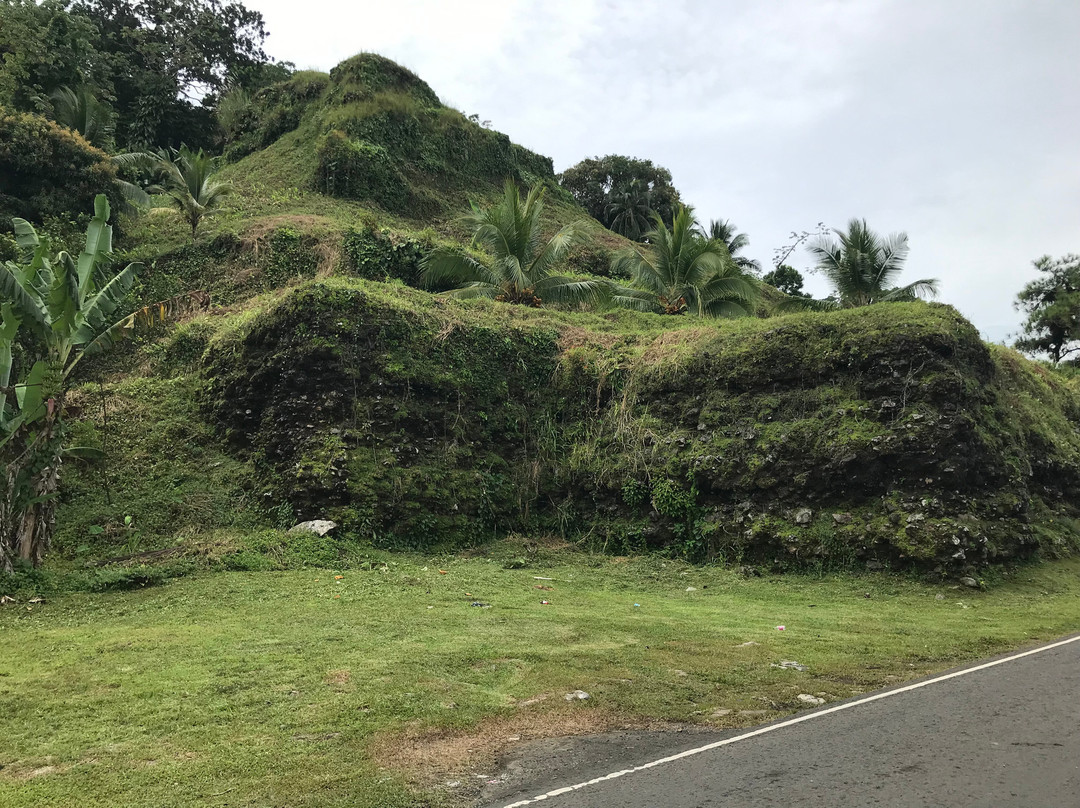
[327,52,441,108]
[49,84,114,150]
[143,145,235,240]
[707,219,762,275]
[315,131,409,212]
[222,71,330,161]
[763,263,808,297]
[342,224,426,286]
[808,218,938,308]
[0,110,119,224]
[1013,254,1080,363]
[559,154,682,229]
[611,206,760,317]
[421,179,606,306]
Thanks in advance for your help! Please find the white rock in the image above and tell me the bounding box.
[798,694,825,705]
[564,690,590,701]
[288,520,338,536]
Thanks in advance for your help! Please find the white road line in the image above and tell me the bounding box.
[500,633,1080,807]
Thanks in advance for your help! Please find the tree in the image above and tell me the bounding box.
[421,180,606,307]
[1014,254,1080,363]
[611,206,759,317]
[762,264,808,297]
[707,219,762,275]
[559,155,682,233]
[49,84,114,149]
[144,145,235,241]
[604,179,653,241]
[808,218,937,308]
[0,195,207,570]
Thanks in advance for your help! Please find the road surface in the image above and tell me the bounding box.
[481,635,1080,807]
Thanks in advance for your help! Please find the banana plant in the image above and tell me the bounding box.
[0,194,143,441]
[0,194,208,570]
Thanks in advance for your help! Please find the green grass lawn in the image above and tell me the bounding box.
[3,550,1080,807]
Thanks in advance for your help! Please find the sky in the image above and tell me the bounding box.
[245,0,1080,342]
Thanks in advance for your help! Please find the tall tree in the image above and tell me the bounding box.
[707,219,762,275]
[559,155,682,232]
[1014,254,1080,363]
[762,264,808,297]
[611,207,759,317]
[421,180,606,307]
[808,218,937,308]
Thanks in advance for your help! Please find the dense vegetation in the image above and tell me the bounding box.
[0,18,1076,583]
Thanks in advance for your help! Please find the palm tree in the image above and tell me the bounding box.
[611,206,759,317]
[49,85,113,149]
[707,219,762,275]
[605,179,652,241]
[809,219,937,307]
[420,179,606,307]
[146,145,235,242]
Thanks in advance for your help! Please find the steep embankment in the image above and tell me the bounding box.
[51,53,1080,575]
[191,279,1080,573]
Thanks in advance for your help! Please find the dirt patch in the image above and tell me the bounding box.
[368,703,687,788]
[324,669,352,688]
[0,759,67,781]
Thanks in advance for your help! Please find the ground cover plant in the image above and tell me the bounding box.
[3,549,1080,807]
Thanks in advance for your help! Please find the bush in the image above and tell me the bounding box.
[314,130,408,212]
[342,224,426,286]
[0,110,119,225]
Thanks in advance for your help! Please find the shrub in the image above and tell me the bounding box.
[314,130,408,212]
[0,110,119,225]
[342,224,425,286]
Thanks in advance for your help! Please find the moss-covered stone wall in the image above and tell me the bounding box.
[200,282,1080,573]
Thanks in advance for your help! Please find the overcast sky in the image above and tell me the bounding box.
[246,0,1079,342]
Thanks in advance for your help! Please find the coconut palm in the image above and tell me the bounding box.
[420,179,606,307]
[809,219,937,307]
[605,179,653,241]
[611,206,759,317]
[145,145,234,242]
[49,85,114,149]
[707,219,762,275]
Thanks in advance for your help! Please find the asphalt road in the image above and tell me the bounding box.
[482,636,1080,808]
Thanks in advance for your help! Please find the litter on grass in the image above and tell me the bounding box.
[564,690,590,701]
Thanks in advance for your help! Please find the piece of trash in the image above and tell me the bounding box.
[333,594,341,599]
[564,690,590,701]
[534,585,553,590]
[798,694,825,705]
[533,576,554,580]
[470,601,491,608]
[540,600,550,605]
[776,625,786,631]
[427,606,434,610]
[772,660,808,672]
[465,592,472,596]
[445,780,461,788]
[27,596,45,604]
[685,587,697,592]
[633,603,640,607]
[334,575,343,580]
[507,735,521,741]
[439,570,448,574]
[935,593,945,600]
[0,595,15,606]
[735,641,760,647]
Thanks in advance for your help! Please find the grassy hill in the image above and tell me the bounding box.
[42,53,1080,580]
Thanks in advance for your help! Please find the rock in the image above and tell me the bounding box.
[797,694,825,705]
[288,520,338,536]
[832,512,852,525]
[712,708,733,717]
[564,690,590,701]
[795,508,813,525]
[772,660,808,672]
[960,577,979,588]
